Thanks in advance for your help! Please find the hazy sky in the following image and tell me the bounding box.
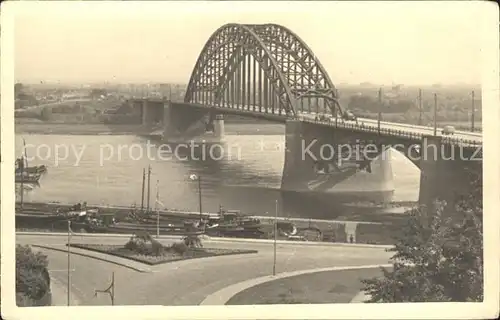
[13,1,489,86]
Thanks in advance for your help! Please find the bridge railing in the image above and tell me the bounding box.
[172,102,481,147]
[297,116,482,148]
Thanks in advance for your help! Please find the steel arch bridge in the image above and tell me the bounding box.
[184,23,342,118]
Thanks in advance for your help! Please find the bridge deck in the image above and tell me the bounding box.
[131,98,482,146]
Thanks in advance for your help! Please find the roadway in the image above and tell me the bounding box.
[16,99,93,112]
[184,102,482,144]
[298,112,482,143]
[17,234,393,306]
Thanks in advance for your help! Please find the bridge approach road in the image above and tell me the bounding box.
[17,234,393,306]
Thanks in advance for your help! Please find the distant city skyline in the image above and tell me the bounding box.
[13,1,488,86]
[16,80,481,90]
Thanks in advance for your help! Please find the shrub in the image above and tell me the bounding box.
[125,236,149,255]
[150,239,164,256]
[124,238,138,251]
[170,241,188,255]
[183,235,203,248]
[16,245,52,305]
[134,231,153,242]
[125,231,164,256]
[16,293,36,307]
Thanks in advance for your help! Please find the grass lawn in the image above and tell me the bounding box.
[226,267,389,305]
[69,243,258,265]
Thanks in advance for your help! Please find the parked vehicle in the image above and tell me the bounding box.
[288,235,307,241]
[342,110,357,121]
[442,125,456,135]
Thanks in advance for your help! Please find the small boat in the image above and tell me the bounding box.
[15,172,41,184]
[204,209,265,237]
[16,165,48,175]
[15,138,48,177]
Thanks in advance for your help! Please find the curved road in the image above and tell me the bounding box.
[17,234,393,306]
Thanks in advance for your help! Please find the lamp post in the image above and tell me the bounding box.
[273,199,278,276]
[155,179,160,238]
[140,168,145,213]
[146,165,151,213]
[377,88,382,134]
[19,156,24,210]
[67,220,72,306]
[418,88,423,126]
[471,90,475,132]
[433,93,438,136]
[190,174,203,223]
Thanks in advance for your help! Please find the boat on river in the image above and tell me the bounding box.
[15,172,42,184]
[15,138,48,183]
[204,209,268,238]
[16,164,48,175]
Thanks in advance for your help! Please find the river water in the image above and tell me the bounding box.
[16,124,420,219]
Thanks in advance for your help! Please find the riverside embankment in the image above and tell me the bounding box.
[15,121,285,135]
[16,201,405,245]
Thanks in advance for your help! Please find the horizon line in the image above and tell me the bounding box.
[15,80,482,88]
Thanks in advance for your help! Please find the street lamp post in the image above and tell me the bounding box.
[146,165,151,213]
[273,199,278,276]
[155,179,160,238]
[190,174,203,223]
[471,90,475,132]
[67,220,72,306]
[19,156,24,211]
[140,168,146,213]
[433,93,438,136]
[418,88,423,126]
[377,88,382,134]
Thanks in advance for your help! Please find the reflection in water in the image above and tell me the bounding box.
[15,125,420,219]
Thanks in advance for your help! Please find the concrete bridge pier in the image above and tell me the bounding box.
[138,99,165,127]
[162,101,225,144]
[163,100,174,138]
[141,100,148,125]
[213,114,225,140]
[418,135,482,220]
[281,120,312,191]
[281,119,394,203]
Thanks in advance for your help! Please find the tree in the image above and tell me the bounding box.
[15,82,24,97]
[90,88,107,99]
[125,231,165,256]
[40,106,52,121]
[361,179,483,302]
[16,245,52,305]
[183,235,203,248]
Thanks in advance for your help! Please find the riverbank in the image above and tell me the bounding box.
[17,200,411,224]
[16,201,406,245]
[15,121,285,136]
[15,122,147,135]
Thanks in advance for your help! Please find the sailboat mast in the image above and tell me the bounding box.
[19,155,24,211]
[146,165,151,212]
[140,168,145,213]
[156,180,160,238]
[23,138,29,168]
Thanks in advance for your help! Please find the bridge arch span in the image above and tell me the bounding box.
[184,23,342,117]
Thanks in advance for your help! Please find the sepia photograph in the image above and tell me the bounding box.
[1,1,499,319]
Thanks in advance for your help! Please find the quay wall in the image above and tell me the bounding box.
[16,201,404,245]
